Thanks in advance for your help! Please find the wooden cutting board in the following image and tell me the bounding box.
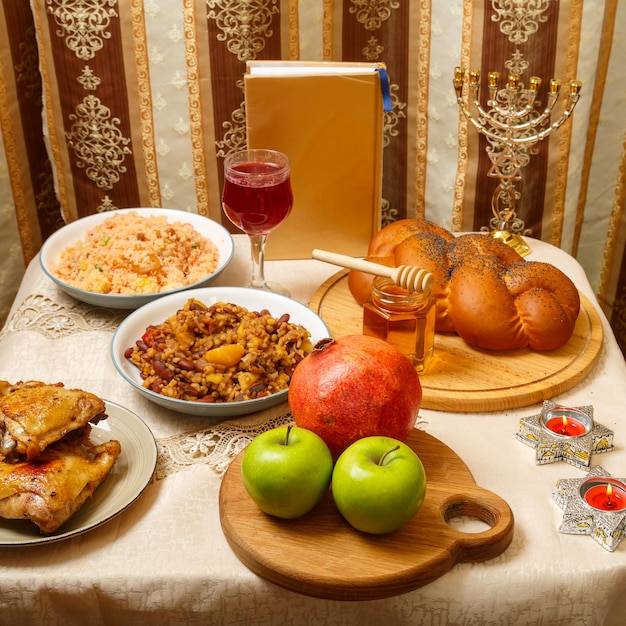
[219,428,514,601]
[309,270,604,412]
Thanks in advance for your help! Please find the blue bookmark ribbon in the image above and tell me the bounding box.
[376,67,393,112]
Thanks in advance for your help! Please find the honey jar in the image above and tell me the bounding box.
[363,276,435,372]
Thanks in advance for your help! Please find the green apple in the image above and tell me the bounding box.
[331,436,426,534]
[241,424,333,519]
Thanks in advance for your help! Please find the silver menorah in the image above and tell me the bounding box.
[454,67,582,256]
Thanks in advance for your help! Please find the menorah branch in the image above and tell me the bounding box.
[454,67,582,256]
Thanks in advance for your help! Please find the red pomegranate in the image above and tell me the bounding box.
[288,335,422,457]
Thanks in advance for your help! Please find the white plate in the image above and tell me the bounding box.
[40,208,234,309]
[0,401,157,546]
[110,287,331,417]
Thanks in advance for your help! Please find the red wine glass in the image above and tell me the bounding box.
[222,149,293,296]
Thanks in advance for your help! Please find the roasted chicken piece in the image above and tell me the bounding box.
[0,434,121,534]
[0,383,107,461]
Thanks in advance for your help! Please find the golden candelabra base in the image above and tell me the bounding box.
[490,229,531,257]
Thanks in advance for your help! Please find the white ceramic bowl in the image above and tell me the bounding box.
[110,287,331,417]
[40,208,234,309]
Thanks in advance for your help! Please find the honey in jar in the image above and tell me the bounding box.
[363,276,435,372]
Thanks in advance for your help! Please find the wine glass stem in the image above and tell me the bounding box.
[248,234,268,289]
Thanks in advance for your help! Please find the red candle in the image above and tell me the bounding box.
[581,480,626,512]
[544,415,588,437]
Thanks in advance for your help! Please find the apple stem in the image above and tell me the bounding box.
[379,445,400,466]
[284,424,293,446]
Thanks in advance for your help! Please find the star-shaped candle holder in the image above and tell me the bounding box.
[516,401,613,470]
[553,466,626,552]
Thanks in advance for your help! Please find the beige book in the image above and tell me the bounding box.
[244,61,388,260]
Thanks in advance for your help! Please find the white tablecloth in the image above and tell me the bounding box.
[1,235,625,625]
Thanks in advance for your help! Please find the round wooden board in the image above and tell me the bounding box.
[309,270,604,412]
[219,428,514,601]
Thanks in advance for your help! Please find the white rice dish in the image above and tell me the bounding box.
[53,211,220,295]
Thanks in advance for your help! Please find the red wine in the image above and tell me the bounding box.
[223,161,293,235]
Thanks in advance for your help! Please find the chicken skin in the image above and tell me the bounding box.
[0,382,106,461]
[0,435,121,533]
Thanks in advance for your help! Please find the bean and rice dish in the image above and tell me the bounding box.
[54,211,220,294]
[124,298,314,402]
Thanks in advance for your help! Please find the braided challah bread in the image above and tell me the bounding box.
[348,219,581,351]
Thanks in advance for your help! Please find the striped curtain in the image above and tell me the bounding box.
[1,0,624,356]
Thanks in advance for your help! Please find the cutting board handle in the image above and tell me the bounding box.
[437,487,515,563]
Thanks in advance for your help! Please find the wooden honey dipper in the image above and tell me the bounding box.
[312,249,434,293]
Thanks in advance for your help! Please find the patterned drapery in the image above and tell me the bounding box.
[1,0,624,355]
